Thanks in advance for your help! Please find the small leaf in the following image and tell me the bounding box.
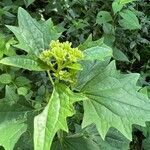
[113,47,129,62]
[0,56,49,71]
[15,76,31,87]
[0,73,12,84]
[34,84,85,150]
[17,87,28,96]
[102,23,115,34]
[103,34,115,47]
[5,85,19,104]
[119,9,141,30]
[24,0,35,7]
[96,11,112,25]
[112,1,123,14]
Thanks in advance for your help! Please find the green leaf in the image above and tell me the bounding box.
[6,7,61,56]
[142,122,150,150]
[0,35,16,58]
[78,35,104,51]
[0,102,31,123]
[52,125,130,150]
[0,56,49,71]
[0,73,12,84]
[112,0,137,14]
[103,34,115,47]
[76,61,150,140]
[24,0,35,7]
[14,131,34,150]
[119,9,141,30]
[17,87,28,96]
[5,85,19,104]
[112,1,123,14]
[79,35,112,61]
[52,135,99,150]
[75,59,110,91]
[113,47,129,62]
[102,23,115,34]
[84,126,130,150]
[34,84,85,150]
[0,35,6,59]
[15,76,31,87]
[119,0,137,4]
[101,128,130,149]
[143,136,150,150]
[0,119,27,150]
[96,11,112,25]
[0,102,31,150]
[83,45,112,61]
[14,112,35,150]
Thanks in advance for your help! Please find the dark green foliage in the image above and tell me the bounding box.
[0,0,149,149]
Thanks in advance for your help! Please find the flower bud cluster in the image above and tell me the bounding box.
[40,40,83,83]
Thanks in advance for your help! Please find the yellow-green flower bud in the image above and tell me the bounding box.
[40,40,84,83]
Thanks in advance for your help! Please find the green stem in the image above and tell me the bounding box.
[47,70,54,86]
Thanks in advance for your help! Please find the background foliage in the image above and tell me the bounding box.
[0,0,150,149]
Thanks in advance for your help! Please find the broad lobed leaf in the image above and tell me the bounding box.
[6,7,61,56]
[75,61,150,140]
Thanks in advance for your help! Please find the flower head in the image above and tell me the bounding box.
[39,40,84,83]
